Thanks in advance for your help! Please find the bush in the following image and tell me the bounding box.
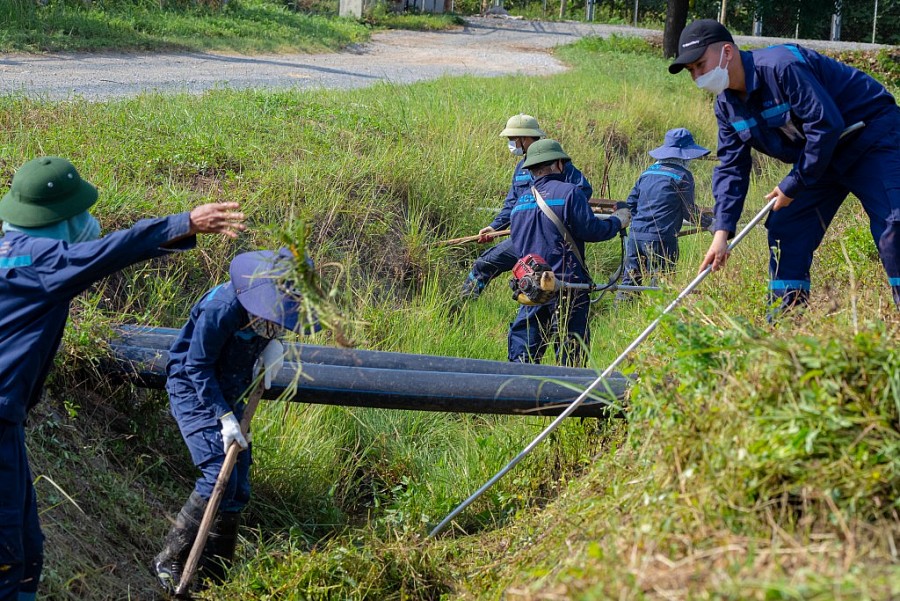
[636,317,900,526]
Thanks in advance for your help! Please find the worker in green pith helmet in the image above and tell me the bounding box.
[507,139,629,366]
[0,156,244,601]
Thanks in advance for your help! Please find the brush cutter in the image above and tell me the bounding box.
[508,254,557,305]
[436,218,709,247]
[509,254,658,305]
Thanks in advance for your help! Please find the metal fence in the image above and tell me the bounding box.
[485,0,899,44]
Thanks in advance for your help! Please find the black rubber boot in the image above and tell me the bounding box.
[198,511,241,585]
[152,492,207,597]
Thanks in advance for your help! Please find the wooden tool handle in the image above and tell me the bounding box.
[175,382,265,595]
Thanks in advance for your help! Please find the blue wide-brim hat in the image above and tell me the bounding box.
[649,128,710,160]
[230,248,311,333]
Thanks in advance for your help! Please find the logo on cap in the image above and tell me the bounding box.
[682,40,700,48]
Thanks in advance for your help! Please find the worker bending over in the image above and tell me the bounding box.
[0,156,245,601]
[153,248,317,594]
[670,19,900,315]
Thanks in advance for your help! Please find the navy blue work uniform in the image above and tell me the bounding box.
[712,44,900,310]
[463,160,592,298]
[0,214,195,601]
[166,283,270,512]
[622,161,712,289]
[507,173,621,365]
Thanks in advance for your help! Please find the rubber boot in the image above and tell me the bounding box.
[198,511,241,586]
[152,492,207,597]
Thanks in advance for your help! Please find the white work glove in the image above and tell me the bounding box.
[612,208,632,230]
[220,412,248,454]
[254,339,285,390]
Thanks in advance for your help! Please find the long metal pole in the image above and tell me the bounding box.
[428,198,776,538]
[872,0,878,43]
[562,282,660,292]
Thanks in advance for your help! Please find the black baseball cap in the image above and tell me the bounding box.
[668,19,735,74]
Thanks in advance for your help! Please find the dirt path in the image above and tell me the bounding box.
[0,16,886,100]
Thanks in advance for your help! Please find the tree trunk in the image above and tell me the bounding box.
[663,0,689,59]
[559,0,567,19]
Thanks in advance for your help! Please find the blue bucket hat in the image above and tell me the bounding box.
[229,248,317,333]
[649,128,710,160]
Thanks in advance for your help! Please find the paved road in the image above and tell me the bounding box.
[0,16,888,100]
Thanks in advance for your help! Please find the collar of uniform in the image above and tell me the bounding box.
[742,50,759,95]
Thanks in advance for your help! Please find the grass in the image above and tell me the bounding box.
[0,0,370,53]
[0,0,463,54]
[2,33,899,600]
[364,4,465,30]
[445,315,900,599]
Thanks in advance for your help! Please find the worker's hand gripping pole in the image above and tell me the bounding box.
[176,381,266,596]
[428,197,777,538]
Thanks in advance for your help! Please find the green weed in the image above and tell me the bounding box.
[364,3,464,30]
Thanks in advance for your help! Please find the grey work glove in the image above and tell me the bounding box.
[220,412,248,454]
[612,208,632,230]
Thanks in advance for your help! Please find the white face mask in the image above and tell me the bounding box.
[507,140,524,156]
[695,46,730,95]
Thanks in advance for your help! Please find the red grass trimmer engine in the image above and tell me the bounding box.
[509,254,558,305]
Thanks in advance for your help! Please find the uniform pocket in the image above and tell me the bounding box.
[184,426,224,467]
[764,110,788,128]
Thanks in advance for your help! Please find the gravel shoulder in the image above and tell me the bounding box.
[0,16,889,100]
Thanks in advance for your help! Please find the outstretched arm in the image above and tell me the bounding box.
[164,202,246,246]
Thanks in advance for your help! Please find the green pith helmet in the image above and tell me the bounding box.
[499,114,546,138]
[522,139,570,169]
[0,157,98,228]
